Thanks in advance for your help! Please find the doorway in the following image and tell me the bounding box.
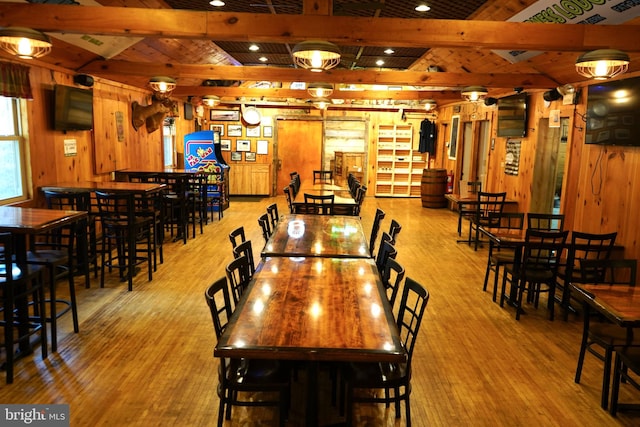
[275,119,323,193]
[530,117,568,214]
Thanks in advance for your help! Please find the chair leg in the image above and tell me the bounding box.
[602,347,614,410]
[611,352,622,416]
[575,312,590,383]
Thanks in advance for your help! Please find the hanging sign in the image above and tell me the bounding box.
[493,0,640,63]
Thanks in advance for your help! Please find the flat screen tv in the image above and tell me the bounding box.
[585,76,640,145]
[497,93,528,138]
[53,84,94,131]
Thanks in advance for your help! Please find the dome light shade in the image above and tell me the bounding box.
[307,82,334,98]
[292,41,341,72]
[312,97,331,109]
[576,49,630,80]
[422,99,437,111]
[202,95,220,107]
[0,27,51,59]
[149,76,176,96]
[461,86,488,102]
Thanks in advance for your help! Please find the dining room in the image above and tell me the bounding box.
[1,193,639,426]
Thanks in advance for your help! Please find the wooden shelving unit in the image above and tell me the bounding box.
[375,124,425,197]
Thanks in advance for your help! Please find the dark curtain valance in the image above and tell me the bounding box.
[0,62,33,100]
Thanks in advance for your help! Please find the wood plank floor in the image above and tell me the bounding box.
[1,195,638,426]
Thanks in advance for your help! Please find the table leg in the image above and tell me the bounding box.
[306,361,319,427]
[12,235,34,355]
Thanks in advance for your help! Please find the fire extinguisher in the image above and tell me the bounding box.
[446,170,454,194]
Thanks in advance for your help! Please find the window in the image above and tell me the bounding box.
[0,96,28,204]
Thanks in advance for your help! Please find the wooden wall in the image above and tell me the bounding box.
[20,63,195,208]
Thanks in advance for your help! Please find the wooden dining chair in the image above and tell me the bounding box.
[0,232,48,384]
[204,277,290,427]
[225,255,252,304]
[500,229,568,320]
[303,193,335,215]
[228,226,246,250]
[375,233,397,275]
[557,230,618,320]
[469,191,507,250]
[369,208,386,257]
[381,257,405,316]
[527,212,565,231]
[389,219,402,242]
[232,239,256,277]
[574,258,638,410]
[345,277,429,427]
[482,212,525,302]
[257,213,272,244]
[611,346,640,416]
[313,169,333,184]
[266,202,279,230]
[456,181,482,236]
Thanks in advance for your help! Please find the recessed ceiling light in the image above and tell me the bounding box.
[209,0,225,6]
[415,4,430,12]
[259,56,268,62]
[376,59,385,66]
[249,44,259,51]
[384,48,395,55]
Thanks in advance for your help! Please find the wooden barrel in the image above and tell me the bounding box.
[421,169,448,208]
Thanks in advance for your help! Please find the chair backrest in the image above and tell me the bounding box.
[527,213,565,231]
[232,239,256,276]
[369,208,386,256]
[257,213,272,243]
[283,185,294,213]
[313,170,333,184]
[266,203,279,229]
[204,277,234,339]
[375,234,398,273]
[303,193,334,215]
[488,212,525,230]
[566,231,618,282]
[225,255,252,304]
[522,229,569,277]
[95,191,135,224]
[389,219,402,242]
[382,257,405,310]
[44,189,92,212]
[579,258,637,286]
[228,226,246,249]
[0,232,16,283]
[396,277,429,364]
[476,191,507,222]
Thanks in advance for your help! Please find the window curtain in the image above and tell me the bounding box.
[0,62,33,99]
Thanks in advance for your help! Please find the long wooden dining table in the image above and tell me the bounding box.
[0,206,87,356]
[261,213,370,258]
[214,256,405,425]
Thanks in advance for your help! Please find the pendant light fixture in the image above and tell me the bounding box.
[202,95,220,107]
[312,97,331,109]
[0,27,52,59]
[149,76,177,97]
[307,82,334,98]
[461,86,488,102]
[575,49,630,80]
[422,99,437,111]
[292,41,341,72]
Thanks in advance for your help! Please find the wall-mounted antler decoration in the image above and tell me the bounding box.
[131,94,177,133]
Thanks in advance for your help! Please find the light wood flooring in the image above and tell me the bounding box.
[1,195,638,426]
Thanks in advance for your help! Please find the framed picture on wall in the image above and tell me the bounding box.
[231,151,241,161]
[257,139,268,155]
[227,125,242,137]
[246,126,260,137]
[236,139,251,152]
[448,115,460,160]
[245,152,256,162]
[220,139,231,151]
[210,109,240,121]
[263,126,273,137]
[209,124,224,136]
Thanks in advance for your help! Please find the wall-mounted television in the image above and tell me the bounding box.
[53,84,94,131]
[585,76,640,145]
[497,93,528,138]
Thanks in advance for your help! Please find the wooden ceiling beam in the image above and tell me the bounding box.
[171,87,462,101]
[81,61,559,88]
[2,4,640,51]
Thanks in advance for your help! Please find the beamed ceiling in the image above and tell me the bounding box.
[1,0,640,107]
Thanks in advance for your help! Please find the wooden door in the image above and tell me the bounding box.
[275,119,323,193]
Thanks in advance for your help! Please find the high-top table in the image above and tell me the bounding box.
[261,213,369,258]
[214,256,404,426]
[0,206,87,355]
[41,180,166,195]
